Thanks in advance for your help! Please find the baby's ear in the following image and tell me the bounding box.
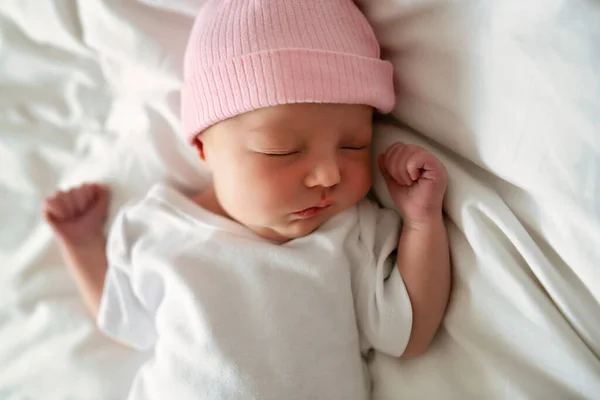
[191,137,206,161]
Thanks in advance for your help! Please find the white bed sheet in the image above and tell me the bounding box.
[1,0,599,399]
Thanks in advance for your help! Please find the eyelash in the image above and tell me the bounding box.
[263,151,300,157]
[262,145,367,157]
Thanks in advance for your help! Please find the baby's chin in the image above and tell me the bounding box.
[251,204,354,242]
[254,222,319,243]
[286,221,323,240]
[249,217,324,243]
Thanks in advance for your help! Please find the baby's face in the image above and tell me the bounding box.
[199,103,373,242]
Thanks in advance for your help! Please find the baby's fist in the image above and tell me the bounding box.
[378,142,447,223]
[43,183,110,246]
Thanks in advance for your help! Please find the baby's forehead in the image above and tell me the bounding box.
[199,104,373,143]
[236,103,373,133]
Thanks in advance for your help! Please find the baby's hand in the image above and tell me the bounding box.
[43,184,110,246]
[378,142,447,224]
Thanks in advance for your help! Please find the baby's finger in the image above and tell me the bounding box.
[406,151,427,181]
[73,187,90,216]
[93,184,111,218]
[91,184,108,201]
[42,209,60,229]
[378,154,402,193]
[395,144,419,186]
[100,185,111,203]
[384,143,411,186]
[52,190,70,219]
[407,151,443,181]
[61,189,79,218]
[43,198,66,221]
[81,184,94,206]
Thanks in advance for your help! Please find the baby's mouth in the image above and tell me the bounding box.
[294,200,333,219]
[294,205,330,218]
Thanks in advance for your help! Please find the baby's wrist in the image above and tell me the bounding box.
[402,210,444,232]
[58,232,106,250]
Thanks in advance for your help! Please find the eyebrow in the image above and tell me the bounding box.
[244,129,302,146]
[246,128,285,136]
[244,120,372,141]
[245,123,305,134]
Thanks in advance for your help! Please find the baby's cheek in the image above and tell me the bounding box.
[356,174,372,202]
[262,173,297,206]
[346,160,371,191]
[237,167,288,209]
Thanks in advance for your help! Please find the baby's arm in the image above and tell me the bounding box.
[396,214,450,356]
[43,184,111,318]
[378,143,451,357]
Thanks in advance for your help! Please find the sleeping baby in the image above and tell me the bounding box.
[42,0,451,399]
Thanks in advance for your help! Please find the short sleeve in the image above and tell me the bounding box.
[351,199,413,357]
[97,208,159,351]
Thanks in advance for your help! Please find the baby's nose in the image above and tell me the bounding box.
[305,158,341,188]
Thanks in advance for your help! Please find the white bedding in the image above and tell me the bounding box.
[1,0,599,399]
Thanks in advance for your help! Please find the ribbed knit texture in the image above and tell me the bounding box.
[181,0,395,143]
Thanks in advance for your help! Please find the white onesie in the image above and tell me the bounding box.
[98,184,412,400]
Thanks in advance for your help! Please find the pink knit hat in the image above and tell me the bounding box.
[181,0,395,143]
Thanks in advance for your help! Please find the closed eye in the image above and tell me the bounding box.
[341,146,368,150]
[262,151,300,157]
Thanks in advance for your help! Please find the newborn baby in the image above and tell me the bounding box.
[43,1,451,399]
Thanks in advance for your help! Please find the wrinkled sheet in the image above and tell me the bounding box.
[1,0,599,399]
